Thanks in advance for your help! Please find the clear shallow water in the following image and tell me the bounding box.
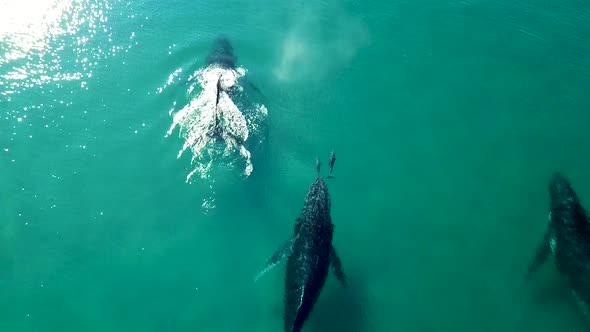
[1,0,590,331]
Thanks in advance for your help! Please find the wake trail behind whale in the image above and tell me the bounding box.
[164,64,268,212]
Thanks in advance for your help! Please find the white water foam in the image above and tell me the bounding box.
[165,65,267,185]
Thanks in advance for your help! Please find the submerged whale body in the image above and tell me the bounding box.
[206,35,237,69]
[527,172,590,320]
[255,155,346,332]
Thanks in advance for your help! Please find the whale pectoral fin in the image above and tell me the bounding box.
[254,237,295,283]
[526,228,552,281]
[247,81,262,95]
[330,246,347,287]
[241,78,266,100]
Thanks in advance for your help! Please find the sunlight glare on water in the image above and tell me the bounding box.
[0,0,122,98]
[0,0,75,59]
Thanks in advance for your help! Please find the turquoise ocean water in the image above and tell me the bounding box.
[2,0,590,331]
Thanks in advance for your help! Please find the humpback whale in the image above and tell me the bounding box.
[255,152,347,332]
[526,172,590,319]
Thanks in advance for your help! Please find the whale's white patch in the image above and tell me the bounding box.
[296,286,305,316]
[548,212,556,254]
[572,290,590,321]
